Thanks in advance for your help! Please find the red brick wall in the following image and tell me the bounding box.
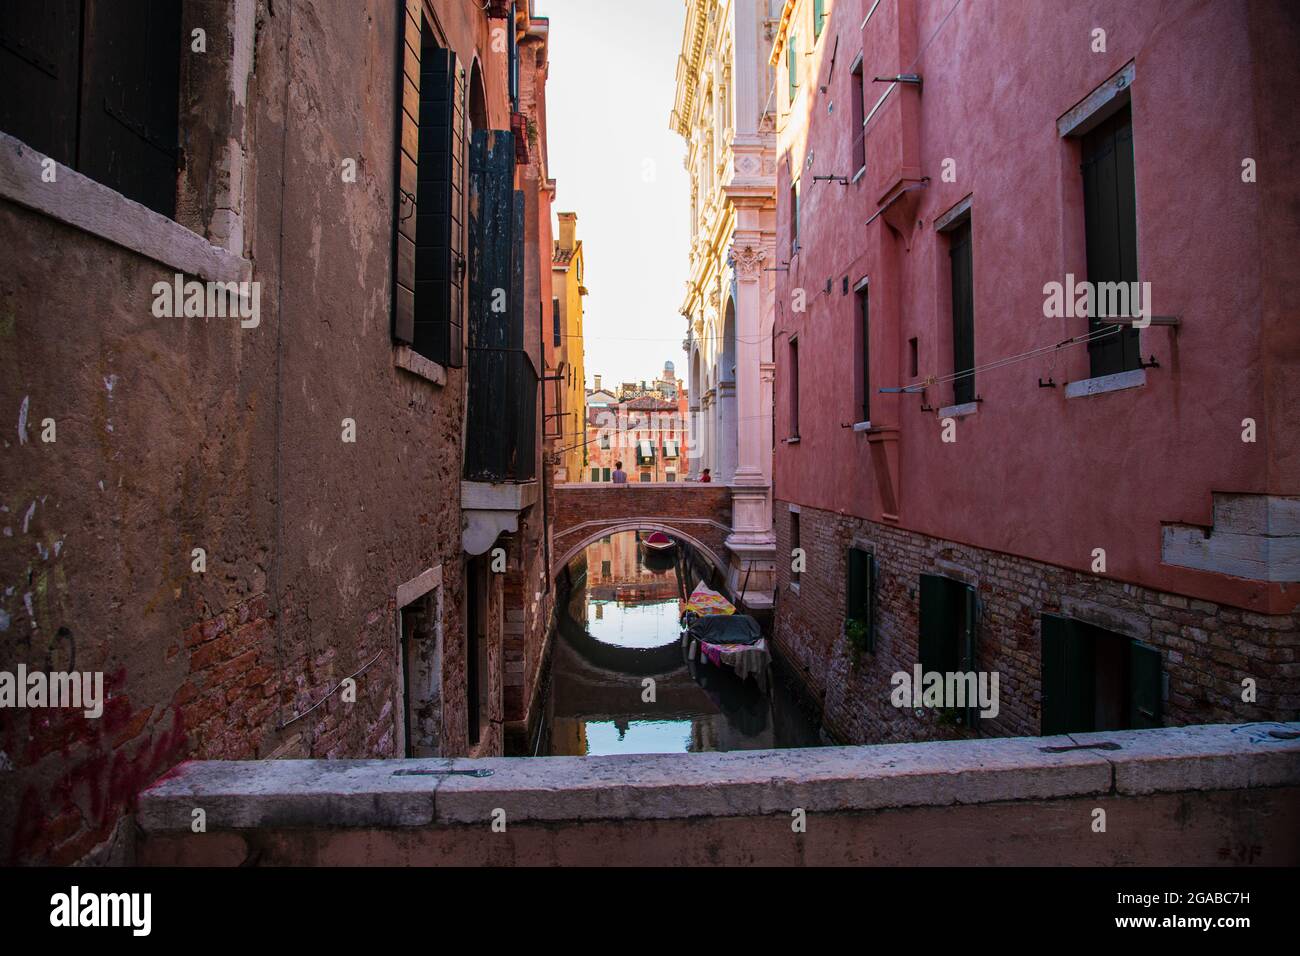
[552,484,733,577]
[773,501,1300,746]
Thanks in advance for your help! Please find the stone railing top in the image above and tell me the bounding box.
[136,723,1300,832]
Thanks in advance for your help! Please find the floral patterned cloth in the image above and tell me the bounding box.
[683,583,736,617]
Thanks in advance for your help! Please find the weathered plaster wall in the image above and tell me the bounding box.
[0,0,519,865]
[772,0,1298,613]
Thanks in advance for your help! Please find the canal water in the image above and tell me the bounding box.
[529,530,823,756]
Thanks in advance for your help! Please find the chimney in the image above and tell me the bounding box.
[593,374,602,391]
[557,211,578,251]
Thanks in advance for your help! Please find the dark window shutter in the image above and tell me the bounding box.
[466,128,534,481]
[858,288,871,422]
[78,0,181,216]
[1082,104,1140,376]
[1040,614,1094,735]
[949,220,975,404]
[1128,640,1162,729]
[846,548,864,620]
[392,2,421,347]
[866,553,877,653]
[919,574,960,674]
[414,44,458,366]
[0,0,81,166]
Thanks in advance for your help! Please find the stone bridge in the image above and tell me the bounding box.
[551,483,733,582]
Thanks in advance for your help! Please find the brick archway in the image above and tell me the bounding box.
[551,484,733,579]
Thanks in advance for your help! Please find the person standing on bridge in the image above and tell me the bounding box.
[612,461,628,484]
[699,468,712,483]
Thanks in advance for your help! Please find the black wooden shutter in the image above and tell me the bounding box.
[949,221,975,404]
[79,0,181,216]
[1082,104,1139,376]
[1128,640,1162,729]
[392,1,421,346]
[919,574,959,674]
[1040,614,1093,735]
[0,0,82,166]
[859,288,870,422]
[414,44,457,366]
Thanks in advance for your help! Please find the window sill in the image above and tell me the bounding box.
[0,131,250,285]
[394,346,447,386]
[1064,368,1146,399]
[937,402,978,418]
[788,582,800,594]
[784,436,801,444]
[851,166,866,185]
[852,420,872,432]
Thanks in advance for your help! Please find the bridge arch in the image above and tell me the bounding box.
[551,483,735,587]
[553,520,729,583]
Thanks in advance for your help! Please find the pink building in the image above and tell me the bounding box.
[769,0,1299,744]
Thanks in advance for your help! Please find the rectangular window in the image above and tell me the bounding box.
[640,471,651,482]
[602,467,611,482]
[856,285,870,422]
[909,337,919,378]
[850,59,866,173]
[846,547,876,653]
[1041,615,1162,735]
[814,0,827,39]
[789,179,801,254]
[789,337,801,438]
[918,574,978,723]
[1081,103,1140,377]
[394,28,465,368]
[553,297,562,347]
[787,33,799,103]
[0,1,183,216]
[790,512,802,586]
[949,219,975,404]
[590,468,599,482]
[666,471,677,482]
[601,560,611,578]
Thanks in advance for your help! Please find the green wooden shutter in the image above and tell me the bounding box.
[960,585,978,725]
[787,34,798,102]
[1128,640,1163,729]
[846,548,864,620]
[814,0,826,38]
[1040,614,1093,735]
[866,553,877,653]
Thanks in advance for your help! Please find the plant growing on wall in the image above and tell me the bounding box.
[845,617,870,666]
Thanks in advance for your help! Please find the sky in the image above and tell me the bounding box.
[538,0,691,391]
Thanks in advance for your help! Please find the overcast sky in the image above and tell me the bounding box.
[539,0,691,390]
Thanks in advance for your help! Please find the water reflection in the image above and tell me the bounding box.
[536,530,822,756]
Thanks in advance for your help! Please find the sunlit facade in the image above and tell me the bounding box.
[671,0,780,607]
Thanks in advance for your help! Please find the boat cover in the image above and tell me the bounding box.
[688,613,763,647]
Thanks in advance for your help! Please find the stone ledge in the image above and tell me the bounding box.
[136,723,1300,833]
[0,131,251,285]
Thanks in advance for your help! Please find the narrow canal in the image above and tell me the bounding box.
[528,530,823,756]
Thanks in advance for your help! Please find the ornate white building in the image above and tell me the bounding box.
[671,0,779,608]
